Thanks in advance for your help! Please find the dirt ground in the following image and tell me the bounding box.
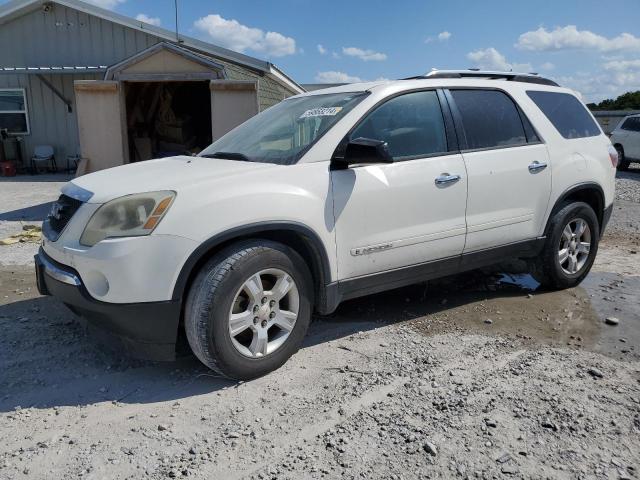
[0,171,639,480]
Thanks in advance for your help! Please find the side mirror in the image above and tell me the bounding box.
[331,137,393,169]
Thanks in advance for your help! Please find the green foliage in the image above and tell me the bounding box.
[587,91,640,111]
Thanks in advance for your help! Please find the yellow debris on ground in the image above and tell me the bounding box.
[0,225,42,245]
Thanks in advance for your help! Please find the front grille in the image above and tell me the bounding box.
[44,194,83,241]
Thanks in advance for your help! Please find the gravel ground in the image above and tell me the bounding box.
[0,170,639,479]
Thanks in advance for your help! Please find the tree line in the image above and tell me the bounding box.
[587,91,640,111]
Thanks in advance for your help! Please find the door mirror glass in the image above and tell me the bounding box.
[332,137,393,168]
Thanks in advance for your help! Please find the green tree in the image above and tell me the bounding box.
[588,91,640,111]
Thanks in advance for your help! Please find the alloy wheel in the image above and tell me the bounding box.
[558,218,591,275]
[228,268,299,358]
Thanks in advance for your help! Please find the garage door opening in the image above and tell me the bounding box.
[124,81,212,162]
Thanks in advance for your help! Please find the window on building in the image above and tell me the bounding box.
[450,89,528,150]
[527,91,601,139]
[350,90,448,160]
[0,89,29,135]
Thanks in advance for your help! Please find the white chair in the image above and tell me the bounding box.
[31,145,57,174]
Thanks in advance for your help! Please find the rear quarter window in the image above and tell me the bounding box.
[527,91,601,139]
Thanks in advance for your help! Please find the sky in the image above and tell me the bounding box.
[6,0,640,102]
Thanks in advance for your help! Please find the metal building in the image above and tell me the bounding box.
[0,0,303,173]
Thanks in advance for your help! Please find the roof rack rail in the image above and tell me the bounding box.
[403,69,560,87]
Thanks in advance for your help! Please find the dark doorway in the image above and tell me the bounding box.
[124,81,212,162]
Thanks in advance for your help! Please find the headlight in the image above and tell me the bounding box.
[80,191,175,246]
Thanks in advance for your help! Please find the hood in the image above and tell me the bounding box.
[67,156,276,203]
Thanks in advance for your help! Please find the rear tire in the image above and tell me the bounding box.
[184,240,313,380]
[532,202,599,290]
[615,145,630,171]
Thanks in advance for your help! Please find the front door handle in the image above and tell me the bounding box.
[528,161,548,173]
[435,173,461,186]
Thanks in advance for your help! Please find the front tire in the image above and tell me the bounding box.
[185,240,313,380]
[615,145,630,171]
[532,202,599,290]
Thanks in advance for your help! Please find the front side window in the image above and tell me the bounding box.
[527,91,601,139]
[0,89,29,135]
[450,89,527,150]
[199,92,367,165]
[350,90,448,160]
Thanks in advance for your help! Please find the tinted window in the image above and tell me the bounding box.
[527,91,601,139]
[351,90,447,160]
[621,117,640,132]
[450,89,527,149]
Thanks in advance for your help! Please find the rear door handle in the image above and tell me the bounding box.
[435,173,461,186]
[528,161,548,173]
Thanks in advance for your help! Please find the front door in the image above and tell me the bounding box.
[447,89,552,252]
[331,90,468,280]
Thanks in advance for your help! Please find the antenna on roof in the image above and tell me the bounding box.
[174,0,181,43]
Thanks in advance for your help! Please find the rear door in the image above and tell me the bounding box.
[332,89,468,280]
[446,88,551,252]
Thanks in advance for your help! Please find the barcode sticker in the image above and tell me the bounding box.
[299,107,343,118]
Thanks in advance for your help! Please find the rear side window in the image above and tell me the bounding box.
[351,90,448,160]
[450,89,528,150]
[527,91,601,139]
[621,117,640,132]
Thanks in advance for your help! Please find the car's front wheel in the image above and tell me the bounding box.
[185,240,313,380]
[615,144,630,171]
[532,202,599,290]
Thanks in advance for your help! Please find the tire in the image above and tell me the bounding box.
[184,240,313,380]
[615,145,630,171]
[532,202,599,290]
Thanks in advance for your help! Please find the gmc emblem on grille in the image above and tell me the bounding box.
[49,202,63,220]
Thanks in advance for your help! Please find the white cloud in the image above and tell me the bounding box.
[603,59,640,71]
[315,71,363,83]
[540,62,555,71]
[84,0,125,9]
[516,25,640,52]
[559,65,640,103]
[332,51,341,59]
[317,44,327,55]
[467,47,532,72]
[342,46,387,62]
[135,14,161,26]
[194,14,296,57]
[426,31,452,44]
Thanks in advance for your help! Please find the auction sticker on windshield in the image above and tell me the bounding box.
[299,107,343,118]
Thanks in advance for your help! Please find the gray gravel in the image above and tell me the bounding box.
[615,166,640,204]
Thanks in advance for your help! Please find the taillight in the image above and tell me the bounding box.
[608,144,618,168]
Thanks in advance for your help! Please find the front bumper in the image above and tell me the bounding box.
[35,248,181,361]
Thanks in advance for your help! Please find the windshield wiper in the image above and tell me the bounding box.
[200,151,252,162]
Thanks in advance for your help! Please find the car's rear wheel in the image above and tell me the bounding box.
[615,145,630,171]
[185,240,313,380]
[532,202,599,290]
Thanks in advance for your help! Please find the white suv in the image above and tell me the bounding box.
[610,113,640,171]
[36,70,617,379]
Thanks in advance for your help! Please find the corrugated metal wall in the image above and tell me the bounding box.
[0,72,101,164]
[0,4,162,67]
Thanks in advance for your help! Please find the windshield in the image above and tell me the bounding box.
[199,92,368,165]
